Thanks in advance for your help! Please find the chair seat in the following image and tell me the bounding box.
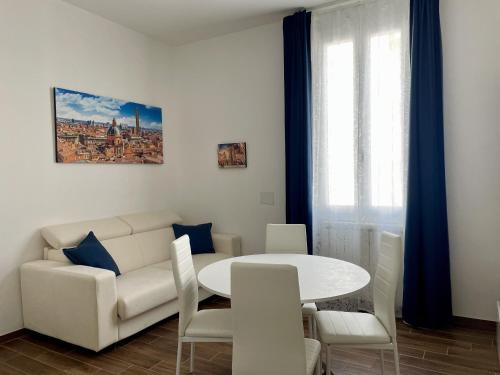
[315,311,391,345]
[305,338,321,375]
[302,303,317,316]
[184,309,232,339]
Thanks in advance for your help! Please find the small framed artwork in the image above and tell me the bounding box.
[218,142,247,168]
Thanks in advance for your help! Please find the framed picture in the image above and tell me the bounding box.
[54,87,163,164]
[218,142,247,168]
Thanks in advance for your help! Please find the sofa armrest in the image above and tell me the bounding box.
[212,232,241,257]
[21,260,118,351]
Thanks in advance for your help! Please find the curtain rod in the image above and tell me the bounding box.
[307,0,373,13]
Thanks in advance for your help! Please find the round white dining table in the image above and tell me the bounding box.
[198,254,370,303]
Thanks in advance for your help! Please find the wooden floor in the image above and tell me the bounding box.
[0,297,498,375]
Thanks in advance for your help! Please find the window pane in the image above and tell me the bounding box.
[327,41,355,206]
[369,32,403,207]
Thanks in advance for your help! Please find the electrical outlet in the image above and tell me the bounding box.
[260,192,275,206]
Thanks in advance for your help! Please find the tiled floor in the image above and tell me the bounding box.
[0,297,497,375]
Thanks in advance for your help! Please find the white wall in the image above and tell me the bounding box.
[172,22,286,253]
[0,0,181,335]
[441,0,500,321]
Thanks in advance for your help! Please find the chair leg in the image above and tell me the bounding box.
[393,342,401,375]
[190,342,195,373]
[315,354,321,375]
[380,350,385,375]
[176,338,182,375]
[326,344,331,375]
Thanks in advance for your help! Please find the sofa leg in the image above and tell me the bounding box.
[190,342,195,373]
[176,338,182,375]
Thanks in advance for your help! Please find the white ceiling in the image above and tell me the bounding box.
[62,0,326,45]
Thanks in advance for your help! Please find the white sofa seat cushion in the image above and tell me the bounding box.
[184,309,232,338]
[315,311,391,345]
[149,260,172,270]
[116,266,177,320]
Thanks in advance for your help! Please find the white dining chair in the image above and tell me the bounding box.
[231,262,322,375]
[170,235,232,375]
[265,223,318,337]
[265,223,310,254]
[314,232,402,375]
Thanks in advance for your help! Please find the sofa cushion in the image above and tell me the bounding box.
[172,223,214,254]
[133,228,175,265]
[46,228,177,274]
[63,232,121,276]
[116,265,177,320]
[101,236,143,274]
[46,248,70,263]
[46,239,142,272]
[155,253,231,275]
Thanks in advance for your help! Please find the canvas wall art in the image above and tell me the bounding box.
[54,88,163,164]
[218,142,247,168]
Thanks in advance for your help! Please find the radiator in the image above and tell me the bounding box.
[314,221,403,313]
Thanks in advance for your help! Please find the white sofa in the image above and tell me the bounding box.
[20,210,241,351]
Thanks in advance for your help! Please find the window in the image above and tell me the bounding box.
[324,30,406,215]
[327,41,355,207]
[369,32,404,208]
[311,0,409,313]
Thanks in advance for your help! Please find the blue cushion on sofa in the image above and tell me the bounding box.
[63,231,121,276]
[172,223,215,254]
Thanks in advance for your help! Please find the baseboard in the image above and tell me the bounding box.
[0,328,28,344]
[452,315,497,331]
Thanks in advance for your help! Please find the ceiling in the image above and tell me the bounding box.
[62,0,327,46]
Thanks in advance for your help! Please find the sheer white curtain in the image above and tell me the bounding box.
[311,0,410,312]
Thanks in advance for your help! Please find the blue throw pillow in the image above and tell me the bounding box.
[63,231,121,276]
[172,223,215,254]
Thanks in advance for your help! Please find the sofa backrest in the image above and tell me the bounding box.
[41,217,131,250]
[41,210,182,274]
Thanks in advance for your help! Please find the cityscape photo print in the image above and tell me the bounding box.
[54,88,163,164]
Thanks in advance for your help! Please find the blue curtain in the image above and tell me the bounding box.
[283,11,313,254]
[403,0,452,328]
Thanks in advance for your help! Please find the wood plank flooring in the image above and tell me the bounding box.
[0,297,497,375]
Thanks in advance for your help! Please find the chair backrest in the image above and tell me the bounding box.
[170,235,198,336]
[265,224,307,254]
[373,232,402,339]
[231,262,307,375]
